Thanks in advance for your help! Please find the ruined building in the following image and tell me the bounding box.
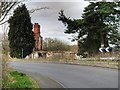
[34,23,43,51]
[26,23,77,59]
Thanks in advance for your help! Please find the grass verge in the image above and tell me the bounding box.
[3,68,39,89]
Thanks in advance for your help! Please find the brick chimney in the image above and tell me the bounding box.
[34,23,43,51]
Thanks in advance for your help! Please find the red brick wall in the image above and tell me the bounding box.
[34,23,43,51]
[34,23,40,34]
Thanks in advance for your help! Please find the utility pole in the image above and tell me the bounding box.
[46,39,48,51]
[22,47,23,58]
[21,38,23,58]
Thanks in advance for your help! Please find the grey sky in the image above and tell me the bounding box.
[25,1,89,45]
[1,1,119,45]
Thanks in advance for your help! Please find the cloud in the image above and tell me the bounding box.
[0,2,89,45]
[25,2,89,45]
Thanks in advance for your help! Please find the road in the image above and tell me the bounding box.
[10,61,118,88]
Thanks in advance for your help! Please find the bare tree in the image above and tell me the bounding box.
[0,1,49,25]
[29,7,49,13]
[43,38,70,51]
[0,1,23,88]
[0,2,18,25]
[0,1,49,87]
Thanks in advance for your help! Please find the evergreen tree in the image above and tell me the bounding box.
[8,4,35,58]
[58,2,120,56]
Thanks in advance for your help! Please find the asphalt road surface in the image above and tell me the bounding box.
[10,62,118,88]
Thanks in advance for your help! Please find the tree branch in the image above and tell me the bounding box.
[0,2,16,23]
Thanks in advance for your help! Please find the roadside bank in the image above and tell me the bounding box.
[3,68,39,89]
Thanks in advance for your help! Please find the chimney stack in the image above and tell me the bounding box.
[34,23,43,51]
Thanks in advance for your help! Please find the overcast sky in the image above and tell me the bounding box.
[1,1,119,45]
[0,1,90,45]
[24,1,90,45]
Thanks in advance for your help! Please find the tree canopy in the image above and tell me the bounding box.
[43,38,70,51]
[8,4,35,58]
[58,2,120,56]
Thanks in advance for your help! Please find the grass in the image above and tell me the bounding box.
[3,69,39,89]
